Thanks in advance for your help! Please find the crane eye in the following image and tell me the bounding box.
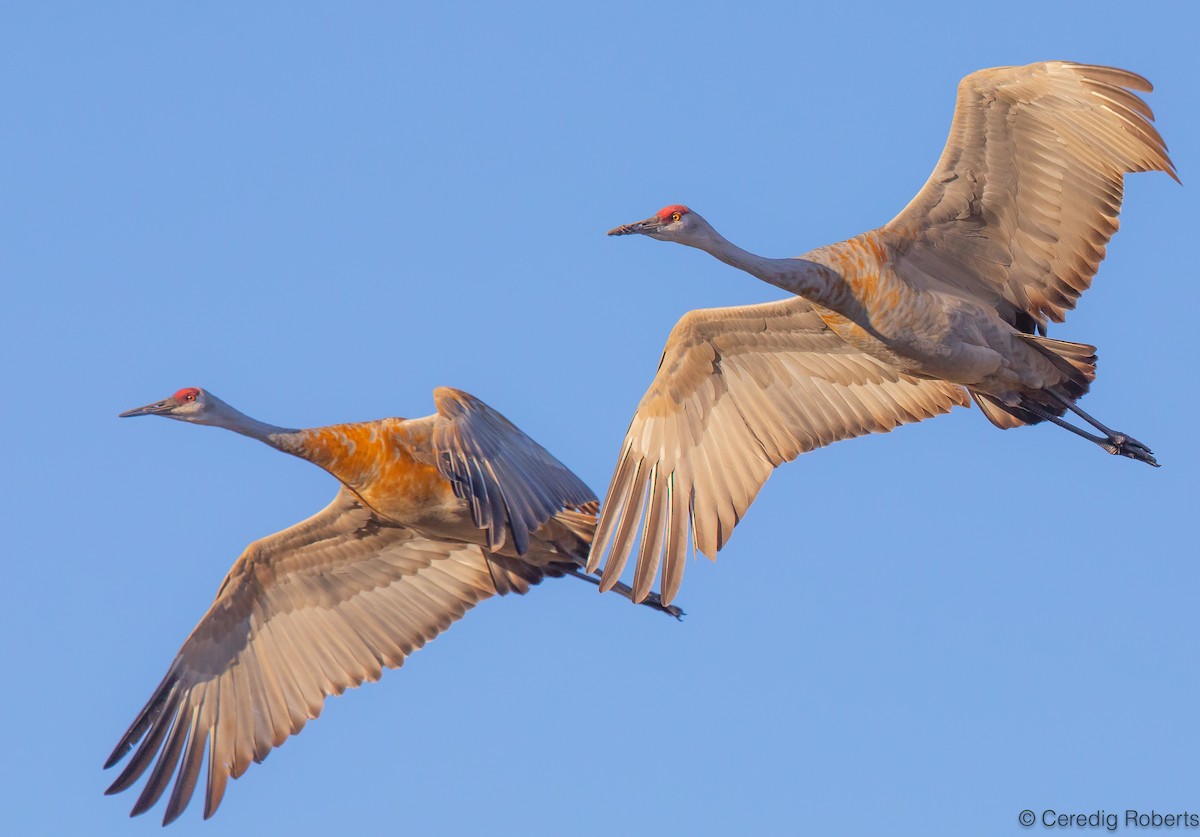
[186,393,196,402]
[671,212,682,222]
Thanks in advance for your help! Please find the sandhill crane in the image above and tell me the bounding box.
[105,386,681,825]
[590,61,1177,606]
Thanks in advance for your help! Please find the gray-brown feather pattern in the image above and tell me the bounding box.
[430,387,597,555]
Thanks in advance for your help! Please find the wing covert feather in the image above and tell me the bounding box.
[429,387,596,555]
[883,61,1176,329]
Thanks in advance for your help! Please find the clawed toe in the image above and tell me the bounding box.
[1047,397,1162,469]
[643,591,685,620]
[1108,434,1159,467]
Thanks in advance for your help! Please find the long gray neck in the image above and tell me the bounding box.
[687,227,853,313]
[200,397,304,452]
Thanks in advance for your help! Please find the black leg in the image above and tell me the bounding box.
[1026,399,1159,467]
[566,569,684,620]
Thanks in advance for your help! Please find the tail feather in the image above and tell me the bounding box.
[510,505,680,616]
[483,509,598,594]
[554,507,597,544]
[1020,334,1097,400]
[971,392,1030,429]
[973,335,1098,429]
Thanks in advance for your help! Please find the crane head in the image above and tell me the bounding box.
[119,387,211,421]
[607,205,710,245]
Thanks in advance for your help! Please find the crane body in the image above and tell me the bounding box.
[696,230,1097,402]
[594,61,1176,605]
[106,386,680,825]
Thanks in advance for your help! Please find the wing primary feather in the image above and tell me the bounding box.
[661,474,690,605]
[598,458,646,591]
[632,464,667,603]
[129,701,190,817]
[105,673,177,771]
[162,703,205,826]
[105,680,180,794]
[589,445,637,575]
[203,709,230,821]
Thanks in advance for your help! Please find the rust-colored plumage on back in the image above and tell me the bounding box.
[292,418,457,509]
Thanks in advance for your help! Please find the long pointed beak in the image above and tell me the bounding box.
[119,398,179,418]
[607,216,663,236]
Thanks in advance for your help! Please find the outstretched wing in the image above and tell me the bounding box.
[587,299,969,604]
[883,61,1176,331]
[429,387,597,555]
[105,488,519,825]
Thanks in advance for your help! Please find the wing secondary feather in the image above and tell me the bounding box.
[588,300,969,603]
[105,488,511,824]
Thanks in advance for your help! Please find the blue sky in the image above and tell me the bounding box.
[3,3,1197,835]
